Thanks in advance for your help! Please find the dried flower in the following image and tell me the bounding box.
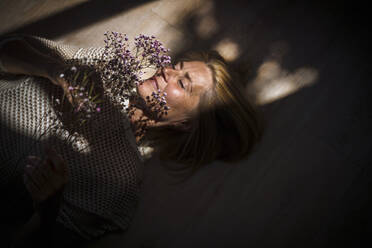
[97,32,172,121]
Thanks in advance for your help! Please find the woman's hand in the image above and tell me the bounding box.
[45,62,75,104]
[23,148,69,209]
[21,148,69,244]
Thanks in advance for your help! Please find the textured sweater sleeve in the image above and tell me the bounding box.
[0,34,106,73]
[0,36,23,72]
[0,34,79,67]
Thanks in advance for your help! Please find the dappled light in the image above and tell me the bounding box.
[193,0,218,39]
[247,60,318,105]
[213,38,240,62]
[0,0,320,108]
[1,1,371,247]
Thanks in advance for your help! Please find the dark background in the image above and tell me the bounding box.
[1,0,371,247]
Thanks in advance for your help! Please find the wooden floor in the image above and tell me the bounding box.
[1,0,371,247]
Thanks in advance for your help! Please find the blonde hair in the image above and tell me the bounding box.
[145,50,263,171]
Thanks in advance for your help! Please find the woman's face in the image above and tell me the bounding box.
[137,60,214,126]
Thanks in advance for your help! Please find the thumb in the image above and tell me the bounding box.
[45,147,69,178]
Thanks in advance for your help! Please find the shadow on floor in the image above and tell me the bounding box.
[1,0,153,39]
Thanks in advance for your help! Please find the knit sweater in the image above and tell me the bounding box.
[0,35,144,239]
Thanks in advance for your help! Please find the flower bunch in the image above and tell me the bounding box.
[134,34,172,68]
[45,65,103,152]
[12,65,102,166]
[36,32,170,156]
[147,90,170,118]
[55,65,102,128]
[97,32,171,118]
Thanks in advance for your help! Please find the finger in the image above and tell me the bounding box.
[45,148,58,170]
[24,177,46,204]
[25,165,56,202]
[31,157,51,189]
[58,79,74,104]
[41,158,65,192]
[23,173,41,202]
[46,148,68,177]
[27,155,42,166]
[32,162,48,189]
[55,153,68,179]
[24,164,41,190]
[23,173,33,193]
[46,172,64,193]
[24,176,40,200]
[40,158,54,182]
[42,158,55,180]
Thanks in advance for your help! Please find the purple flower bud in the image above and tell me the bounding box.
[68,86,74,91]
[96,107,101,112]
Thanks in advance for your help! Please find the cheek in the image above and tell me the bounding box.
[164,88,184,106]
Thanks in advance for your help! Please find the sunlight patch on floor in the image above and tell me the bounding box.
[213,38,240,62]
[248,60,318,105]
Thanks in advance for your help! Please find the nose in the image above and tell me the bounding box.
[162,67,180,83]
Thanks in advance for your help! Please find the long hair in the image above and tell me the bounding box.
[144,50,263,171]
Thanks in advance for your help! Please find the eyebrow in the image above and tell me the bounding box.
[180,61,193,93]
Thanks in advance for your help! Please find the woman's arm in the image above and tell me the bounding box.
[12,148,70,247]
[0,36,77,103]
[0,37,64,80]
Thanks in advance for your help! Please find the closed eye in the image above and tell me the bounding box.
[178,80,185,89]
[173,63,185,89]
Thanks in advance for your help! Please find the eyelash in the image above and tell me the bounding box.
[173,63,185,89]
[178,80,185,89]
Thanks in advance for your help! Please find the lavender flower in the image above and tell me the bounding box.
[97,32,172,120]
[53,65,103,130]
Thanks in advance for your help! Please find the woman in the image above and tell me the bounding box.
[0,34,262,246]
